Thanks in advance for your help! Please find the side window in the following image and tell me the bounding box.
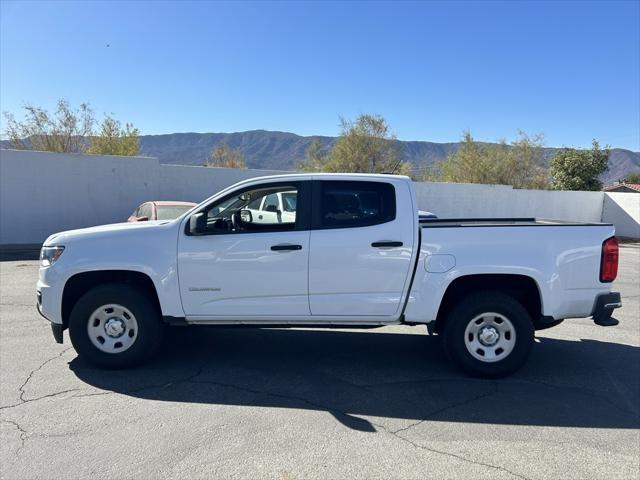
[203,185,300,234]
[319,181,396,228]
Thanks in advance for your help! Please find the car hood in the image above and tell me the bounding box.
[43,220,174,246]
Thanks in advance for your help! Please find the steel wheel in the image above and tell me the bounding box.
[87,303,138,354]
[463,312,516,363]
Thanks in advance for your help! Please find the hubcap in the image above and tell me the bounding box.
[87,304,138,354]
[464,312,516,363]
[478,326,500,346]
[104,318,125,337]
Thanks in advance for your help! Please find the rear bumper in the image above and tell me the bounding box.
[591,292,621,325]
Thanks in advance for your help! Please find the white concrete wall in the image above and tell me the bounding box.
[0,150,284,244]
[602,192,640,239]
[1,150,160,244]
[158,164,286,204]
[1,149,639,245]
[414,182,605,222]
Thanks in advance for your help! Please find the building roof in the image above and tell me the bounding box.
[603,183,640,192]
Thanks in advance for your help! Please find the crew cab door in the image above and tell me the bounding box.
[178,181,311,318]
[308,179,416,317]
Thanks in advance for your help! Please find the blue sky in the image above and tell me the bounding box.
[1,1,638,149]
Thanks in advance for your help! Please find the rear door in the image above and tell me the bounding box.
[308,178,416,317]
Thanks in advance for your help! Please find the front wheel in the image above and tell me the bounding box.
[442,291,534,378]
[69,284,165,368]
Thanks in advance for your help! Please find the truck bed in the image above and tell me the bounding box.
[420,218,613,228]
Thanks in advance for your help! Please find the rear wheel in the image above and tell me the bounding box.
[442,291,534,378]
[69,284,164,368]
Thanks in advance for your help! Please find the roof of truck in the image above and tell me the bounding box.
[242,172,411,182]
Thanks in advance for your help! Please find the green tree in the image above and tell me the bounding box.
[206,143,246,168]
[297,138,330,172]
[88,115,140,156]
[3,99,94,153]
[298,114,412,175]
[429,130,549,189]
[550,140,609,191]
[623,171,640,183]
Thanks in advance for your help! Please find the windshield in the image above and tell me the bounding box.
[156,205,194,220]
[208,196,250,221]
[281,192,297,212]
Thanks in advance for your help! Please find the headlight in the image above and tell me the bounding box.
[40,246,65,267]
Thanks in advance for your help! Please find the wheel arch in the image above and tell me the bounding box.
[61,270,162,329]
[433,273,543,334]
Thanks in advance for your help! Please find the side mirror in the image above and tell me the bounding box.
[137,216,149,222]
[189,212,206,235]
[240,209,253,223]
[264,205,278,213]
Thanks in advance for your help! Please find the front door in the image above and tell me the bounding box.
[178,181,311,319]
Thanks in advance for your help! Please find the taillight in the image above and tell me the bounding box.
[600,236,619,283]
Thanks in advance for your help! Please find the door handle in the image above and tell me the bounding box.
[371,241,403,248]
[271,244,303,251]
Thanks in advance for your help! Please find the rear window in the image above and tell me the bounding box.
[320,181,396,228]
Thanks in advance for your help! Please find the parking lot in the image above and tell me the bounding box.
[0,245,638,480]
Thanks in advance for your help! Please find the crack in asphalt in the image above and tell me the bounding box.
[379,423,530,480]
[357,382,530,479]
[0,354,571,479]
[184,375,527,479]
[512,377,640,418]
[1,418,28,455]
[0,366,206,456]
[0,367,527,479]
[361,376,639,419]
[8,349,631,480]
[0,389,81,411]
[17,348,74,400]
[389,382,500,435]
[0,347,75,411]
[69,367,206,399]
[358,376,495,389]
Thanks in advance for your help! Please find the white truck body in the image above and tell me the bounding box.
[36,174,622,376]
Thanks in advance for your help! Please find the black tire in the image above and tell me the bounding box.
[68,283,165,369]
[442,291,534,378]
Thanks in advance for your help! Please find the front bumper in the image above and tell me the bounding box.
[36,264,65,325]
[36,290,64,344]
[592,292,622,326]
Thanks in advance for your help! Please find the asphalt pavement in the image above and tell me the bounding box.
[1,245,639,479]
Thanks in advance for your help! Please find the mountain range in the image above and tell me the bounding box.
[135,130,639,183]
[3,130,639,183]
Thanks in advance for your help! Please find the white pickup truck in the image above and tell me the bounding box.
[37,174,622,377]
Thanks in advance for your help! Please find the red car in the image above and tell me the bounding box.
[128,201,196,222]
